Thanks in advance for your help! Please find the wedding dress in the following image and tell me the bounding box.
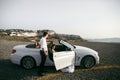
[61,64,74,73]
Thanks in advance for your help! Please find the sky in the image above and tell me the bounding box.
[0,0,120,39]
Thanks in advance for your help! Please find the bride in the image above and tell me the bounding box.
[49,44,75,73]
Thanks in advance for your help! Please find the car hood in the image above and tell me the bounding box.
[74,45,98,55]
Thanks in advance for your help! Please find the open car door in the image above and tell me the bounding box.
[53,51,75,70]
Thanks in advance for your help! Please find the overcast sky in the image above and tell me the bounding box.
[0,0,120,39]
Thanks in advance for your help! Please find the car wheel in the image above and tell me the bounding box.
[81,56,95,68]
[21,56,36,69]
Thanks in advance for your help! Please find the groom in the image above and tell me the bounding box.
[38,32,48,76]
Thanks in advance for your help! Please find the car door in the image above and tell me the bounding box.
[53,51,75,70]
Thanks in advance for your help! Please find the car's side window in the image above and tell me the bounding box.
[55,44,71,52]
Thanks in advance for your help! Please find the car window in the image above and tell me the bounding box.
[55,44,71,52]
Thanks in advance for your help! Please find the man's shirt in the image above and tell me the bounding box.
[40,37,48,51]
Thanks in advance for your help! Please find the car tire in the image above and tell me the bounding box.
[81,56,95,69]
[21,56,36,69]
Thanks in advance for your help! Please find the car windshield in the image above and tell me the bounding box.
[60,40,75,50]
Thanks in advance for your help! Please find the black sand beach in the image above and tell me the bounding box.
[0,40,120,80]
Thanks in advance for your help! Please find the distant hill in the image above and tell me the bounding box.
[0,29,85,42]
[88,38,120,43]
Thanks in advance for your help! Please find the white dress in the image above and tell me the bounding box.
[61,64,74,73]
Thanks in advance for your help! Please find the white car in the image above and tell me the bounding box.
[10,40,99,70]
